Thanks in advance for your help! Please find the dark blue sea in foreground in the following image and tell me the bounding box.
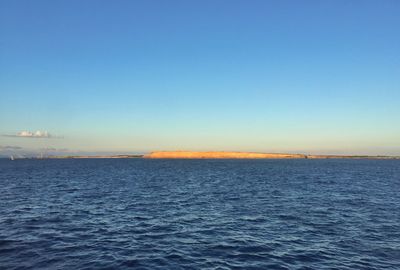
[0,159,399,269]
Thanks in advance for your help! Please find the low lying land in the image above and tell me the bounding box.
[306,155,399,159]
[144,151,400,159]
[145,151,306,159]
[49,155,143,159]
[7,152,400,160]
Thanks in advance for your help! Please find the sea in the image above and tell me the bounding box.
[0,159,399,269]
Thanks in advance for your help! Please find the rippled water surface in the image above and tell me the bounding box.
[1,159,400,269]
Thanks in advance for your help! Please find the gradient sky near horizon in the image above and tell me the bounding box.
[1,0,399,155]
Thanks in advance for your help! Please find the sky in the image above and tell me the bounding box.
[1,0,399,156]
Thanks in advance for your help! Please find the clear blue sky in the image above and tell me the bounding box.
[1,0,399,155]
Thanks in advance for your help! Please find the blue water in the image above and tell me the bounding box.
[0,159,399,269]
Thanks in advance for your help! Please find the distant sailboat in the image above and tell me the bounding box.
[10,155,14,161]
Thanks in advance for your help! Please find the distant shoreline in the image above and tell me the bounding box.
[144,151,400,160]
[44,155,144,159]
[4,151,400,160]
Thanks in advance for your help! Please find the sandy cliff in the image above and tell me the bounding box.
[145,151,306,159]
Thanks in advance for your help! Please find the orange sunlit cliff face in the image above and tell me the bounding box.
[145,151,306,159]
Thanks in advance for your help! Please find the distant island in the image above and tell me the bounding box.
[145,151,306,159]
[144,151,400,159]
[6,151,400,160]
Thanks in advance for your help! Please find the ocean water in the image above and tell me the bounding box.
[0,159,399,270]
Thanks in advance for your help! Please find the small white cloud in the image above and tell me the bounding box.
[2,130,62,138]
[19,130,51,137]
